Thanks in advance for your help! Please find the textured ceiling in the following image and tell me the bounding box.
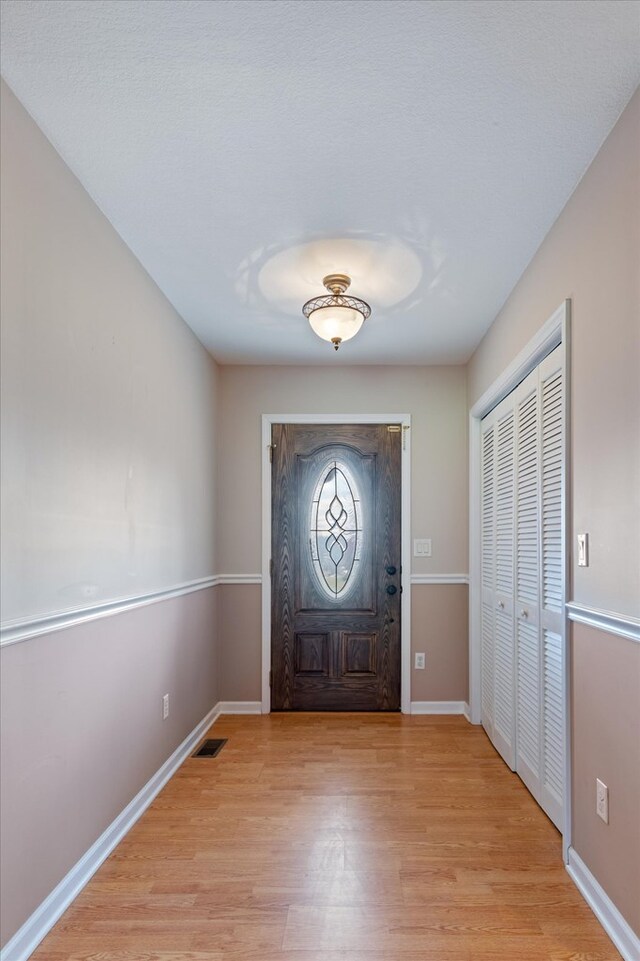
[1,0,639,365]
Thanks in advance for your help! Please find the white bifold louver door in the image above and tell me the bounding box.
[480,344,565,830]
[538,347,565,828]
[481,392,516,769]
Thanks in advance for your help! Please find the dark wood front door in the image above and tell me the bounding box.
[271,423,401,711]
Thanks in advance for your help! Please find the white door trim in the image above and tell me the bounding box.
[468,300,571,858]
[262,413,412,715]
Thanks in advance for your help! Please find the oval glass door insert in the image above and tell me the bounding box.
[310,460,363,600]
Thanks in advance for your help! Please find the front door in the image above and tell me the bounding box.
[271,423,401,711]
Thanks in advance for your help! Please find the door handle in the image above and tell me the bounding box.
[385,565,397,576]
[498,600,505,609]
[520,608,529,618]
[386,584,398,595]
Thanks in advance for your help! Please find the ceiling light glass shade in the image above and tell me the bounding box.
[302,274,371,351]
[307,304,365,344]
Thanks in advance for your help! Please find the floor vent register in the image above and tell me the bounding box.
[192,738,227,758]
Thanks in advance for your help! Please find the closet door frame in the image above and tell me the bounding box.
[469,300,571,859]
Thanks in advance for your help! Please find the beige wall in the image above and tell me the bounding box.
[217,365,469,705]
[4,63,636,951]
[218,365,468,575]
[1,80,220,624]
[468,89,639,619]
[0,588,220,946]
[411,584,469,702]
[572,622,640,935]
[218,583,262,701]
[215,583,469,705]
[468,89,640,935]
[0,81,221,946]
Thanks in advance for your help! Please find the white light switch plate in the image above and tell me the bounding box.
[596,778,609,823]
[414,539,432,557]
[577,533,589,567]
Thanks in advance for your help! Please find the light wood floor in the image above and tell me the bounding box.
[32,713,621,960]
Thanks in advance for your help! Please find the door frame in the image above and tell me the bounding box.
[261,413,412,715]
[468,299,571,859]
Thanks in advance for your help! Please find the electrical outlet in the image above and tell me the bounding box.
[596,778,608,823]
[414,652,426,670]
[162,693,170,720]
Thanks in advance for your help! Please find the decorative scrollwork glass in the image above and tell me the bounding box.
[310,460,362,599]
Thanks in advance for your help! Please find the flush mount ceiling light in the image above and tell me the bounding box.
[302,274,371,351]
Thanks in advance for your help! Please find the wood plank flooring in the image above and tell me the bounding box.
[31,713,621,960]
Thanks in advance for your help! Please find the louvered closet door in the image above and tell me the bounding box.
[480,421,495,739]
[481,393,516,770]
[480,343,565,832]
[538,345,565,829]
[514,369,542,802]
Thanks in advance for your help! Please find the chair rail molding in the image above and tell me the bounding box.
[0,576,219,648]
[216,575,262,585]
[567,603,640,643]
[410,574,469,585]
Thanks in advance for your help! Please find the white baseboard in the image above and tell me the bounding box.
[0,702,222,961]
[566,847,640,961]
[410,700,467,715]
[217,700,262,714]
[463,702,472,723]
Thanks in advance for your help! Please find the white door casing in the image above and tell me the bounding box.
[261,413,412,715]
